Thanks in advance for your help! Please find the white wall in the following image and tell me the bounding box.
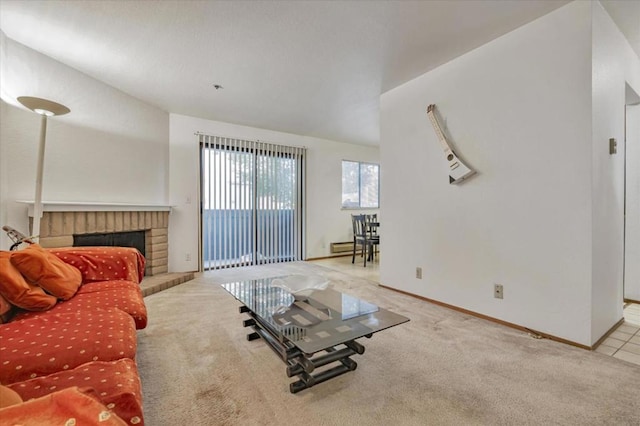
[0,33,169,250]
[626,104,640,301]
[626,103,640,301]
[169,114,379,272]
[591,1,640,340]
[380,1,594,345]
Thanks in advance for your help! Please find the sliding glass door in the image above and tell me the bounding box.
[200,135,305,269]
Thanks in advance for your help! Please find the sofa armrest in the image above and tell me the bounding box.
[47,247,145,284]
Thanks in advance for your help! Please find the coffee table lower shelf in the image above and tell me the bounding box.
[239,305,370,393]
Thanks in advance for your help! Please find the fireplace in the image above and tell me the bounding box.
[24,203,171,276]
[74,231,146,257]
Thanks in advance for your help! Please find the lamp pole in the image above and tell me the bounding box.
[17,96,70,242]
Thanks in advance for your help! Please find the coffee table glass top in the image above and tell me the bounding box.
[221,275,409,354]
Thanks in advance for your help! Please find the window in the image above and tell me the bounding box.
[341,160,379,209]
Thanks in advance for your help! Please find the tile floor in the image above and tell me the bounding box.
[595,303,640,366]
[310,254,640,367]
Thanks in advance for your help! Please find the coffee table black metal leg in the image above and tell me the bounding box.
[238,304,366,393]
[340,356,357,371]
[289,363,354,393]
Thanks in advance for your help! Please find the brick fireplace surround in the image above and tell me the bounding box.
[33,209,169,276]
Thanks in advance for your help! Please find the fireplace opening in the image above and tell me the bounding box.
[73,231,146,257]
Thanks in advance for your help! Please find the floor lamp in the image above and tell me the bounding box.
[17,96,70,242]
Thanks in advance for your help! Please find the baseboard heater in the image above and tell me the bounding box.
[330,241,355,254]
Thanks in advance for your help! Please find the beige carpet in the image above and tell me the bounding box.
[137,262,640,425]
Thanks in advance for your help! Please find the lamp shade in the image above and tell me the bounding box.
[17,96,70,116]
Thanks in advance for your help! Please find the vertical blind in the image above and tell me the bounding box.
[199,134,305,269]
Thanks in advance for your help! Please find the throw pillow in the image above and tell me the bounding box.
[0,293,14,324]
[0,384,22,408]
[10,244,82,300]
[0,386,128,425]
[0,251,57,311]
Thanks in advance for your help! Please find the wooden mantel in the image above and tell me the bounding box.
[18,201,172,216]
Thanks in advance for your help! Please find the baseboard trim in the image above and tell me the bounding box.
[624,298,640,304]
[307,253,356,261]
[378,284,591,351]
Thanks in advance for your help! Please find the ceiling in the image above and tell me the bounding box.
[0,0,637,146]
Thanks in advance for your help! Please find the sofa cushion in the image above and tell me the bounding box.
[48,247,146,284]
[0,251,57,311]
[75,280,147,329]
[10,244,82,300]
[8,359,144,426]
[0,308,137,384]
[0,386,128,425]
[13,280,148,330]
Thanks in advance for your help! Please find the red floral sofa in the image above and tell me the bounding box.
[0,245,148,425]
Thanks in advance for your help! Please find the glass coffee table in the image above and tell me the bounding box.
[221,276,409,393]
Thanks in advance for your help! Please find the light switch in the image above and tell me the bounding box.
[609,138,617,155]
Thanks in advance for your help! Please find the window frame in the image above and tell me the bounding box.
[341,160,380,210]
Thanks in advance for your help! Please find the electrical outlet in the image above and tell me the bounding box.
[185,253,191,262]
[416,267,422,279]
[494,284,503,299]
